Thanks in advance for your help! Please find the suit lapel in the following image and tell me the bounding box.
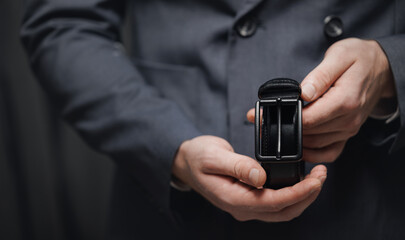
[234,0,263,23]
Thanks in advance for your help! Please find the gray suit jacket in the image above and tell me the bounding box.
[21,0,405,239]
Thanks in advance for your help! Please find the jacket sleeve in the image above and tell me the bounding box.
[21,0,201,213]
[376,34,405,153]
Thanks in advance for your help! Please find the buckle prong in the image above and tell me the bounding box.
[277,98,282,160]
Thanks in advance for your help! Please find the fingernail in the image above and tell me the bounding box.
[302,83,316,101]
[249,168,260,186]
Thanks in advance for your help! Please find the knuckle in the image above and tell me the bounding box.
[348,128,359,137]
[199,146,219,170]
[347,116,362,135]
[359,94,367,108]
[214,137,234,151]
[233,159,245,179]
[303,117,316,129]
[342,97,360,112]
[353,115,363,128]
[313,69,331,91]
[346,38,361,47]
[200,159,217,172]
[329,42,349,56]
[201,144,217,157]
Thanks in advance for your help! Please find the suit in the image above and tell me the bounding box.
[21,0,405,239]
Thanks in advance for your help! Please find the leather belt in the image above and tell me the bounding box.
[255,78,305,189]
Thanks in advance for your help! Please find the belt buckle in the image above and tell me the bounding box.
[255,97,302,163]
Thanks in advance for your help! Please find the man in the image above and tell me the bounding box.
[21,0,405,239]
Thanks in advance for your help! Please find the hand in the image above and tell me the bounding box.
[299,38,395,163]
[247,38,395,163]
[172,135,327,222]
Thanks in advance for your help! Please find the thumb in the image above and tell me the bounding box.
[301,46,355,102]
[204,150,266,188]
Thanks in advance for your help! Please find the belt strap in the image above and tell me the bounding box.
[261,160,305,189]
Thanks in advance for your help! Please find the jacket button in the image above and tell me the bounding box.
[324,15,343,38]
[236,17,258,38]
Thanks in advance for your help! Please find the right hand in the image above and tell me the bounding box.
[172,135,327,222]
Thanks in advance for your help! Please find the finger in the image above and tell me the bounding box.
[303,131,350,149]
[304,164,327,184]
[192,174,253,214]
[232,184,322,222]
[302,60,369,129]
[201,150,266,188]
[302,86,347,129]
[246,108,263,124]
[264,186,322,222]
[303,141,346,163]
[301,44,355,102]
[247,108,255,123]
[303,114,348,134]
[207,166,326,222]
[259,165,327,222]
[234,165,326,212]
[303,111,363,136]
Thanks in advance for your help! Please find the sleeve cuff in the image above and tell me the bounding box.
[369,105,400,124]
[170,176,192,192]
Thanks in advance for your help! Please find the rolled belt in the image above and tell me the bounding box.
[254,78,305,189]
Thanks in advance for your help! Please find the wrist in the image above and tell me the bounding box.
[379,67,396,100]
[368,40,397,118]
[372,40,396,99]
[171,139,191,188]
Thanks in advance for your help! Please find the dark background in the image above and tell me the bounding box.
[0,1,130,239]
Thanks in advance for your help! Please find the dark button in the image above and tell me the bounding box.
[236,17,258,38]
[324,15,343,38]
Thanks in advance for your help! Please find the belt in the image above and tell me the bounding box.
[254,78,305,189]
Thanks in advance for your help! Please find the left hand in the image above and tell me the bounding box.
[247,38,396,163]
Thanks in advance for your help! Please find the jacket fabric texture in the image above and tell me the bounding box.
[21,0,405,239]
